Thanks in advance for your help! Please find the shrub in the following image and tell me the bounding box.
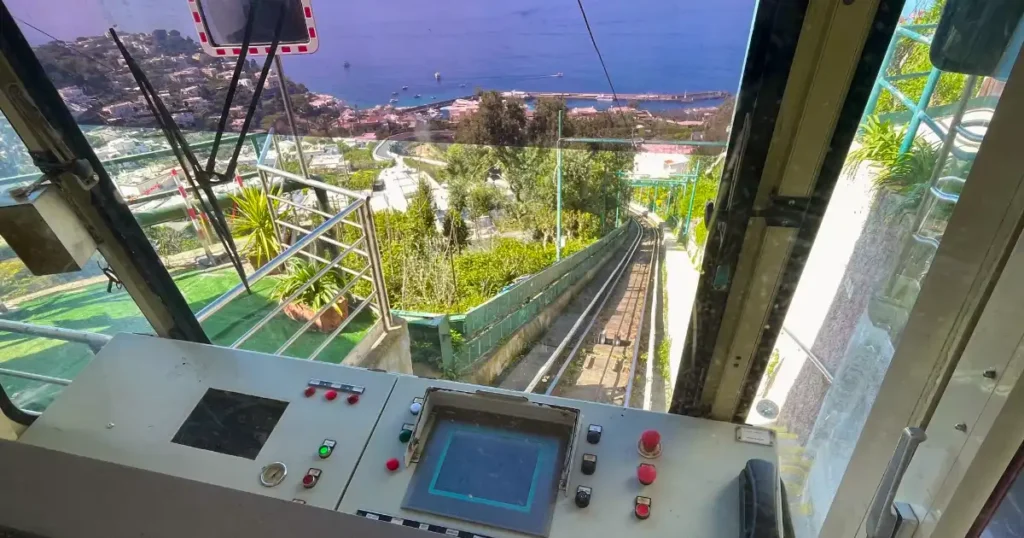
[230,186,286,267]
[271,258,342,312]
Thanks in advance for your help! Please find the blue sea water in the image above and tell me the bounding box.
[10,0,756,108]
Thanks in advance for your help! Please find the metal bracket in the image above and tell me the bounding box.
[755,195,811,228]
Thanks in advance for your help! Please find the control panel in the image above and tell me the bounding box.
[337,376,780,538]
[17,334,782,537]
[18,333,397,509]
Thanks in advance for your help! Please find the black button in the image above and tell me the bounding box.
[586,424,602,444]
[581,454,597,475]
[575,486,592,508]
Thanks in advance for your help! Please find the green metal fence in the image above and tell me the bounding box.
[448,222,631,371]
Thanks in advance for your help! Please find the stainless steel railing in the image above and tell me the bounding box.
[195,132,393,358]
[0,320,109,416]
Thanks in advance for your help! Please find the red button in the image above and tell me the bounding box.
[386,458,400,471]
[304,386,316,397]
[347,393,360,405]
[302,474,315,487]
[635,503,650,520]
[640,430,661,454]
[325,390,338,401]
[637,463,657,485]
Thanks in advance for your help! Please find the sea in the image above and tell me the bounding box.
[10,0,756,110]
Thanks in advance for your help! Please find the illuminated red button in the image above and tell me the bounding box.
[386,458,400,472]
[637,463,657,485]
[635,503,650,520]
[639,429,662,457]
[325,389,338,401]
[347,393,360,405]
[303,386,316,397]
[302,468,321,489]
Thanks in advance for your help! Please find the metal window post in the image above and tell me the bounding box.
[556,110,563,261]
[899,67,942,155]
[682,160,701,241]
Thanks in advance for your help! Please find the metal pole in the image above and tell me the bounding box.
[682,161,701,241]
[556,110,563,261]
[860,30,900,123]
[274,56,309,180]
[899,68,942,155]
[275,56,333,221]
[0,319,111,353]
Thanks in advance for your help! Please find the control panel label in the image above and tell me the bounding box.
[735,426,774,446]
[308,379,365,394]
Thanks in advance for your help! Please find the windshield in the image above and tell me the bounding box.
[0,0,761,425]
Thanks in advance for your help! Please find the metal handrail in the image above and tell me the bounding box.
[230,237,367,348]
[0,319,111,353]
[195,200,364,322]
[257,163,366,200]
[0,367,72,387]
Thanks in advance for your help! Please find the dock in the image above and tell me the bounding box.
[397,90,730,113]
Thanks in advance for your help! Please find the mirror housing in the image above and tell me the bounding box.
[930,0,1024,76]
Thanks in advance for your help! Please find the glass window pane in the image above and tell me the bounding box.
[0,109,154,412]
[6,0,753,387]
[742,4,1020,535]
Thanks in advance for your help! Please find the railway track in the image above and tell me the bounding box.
[524,216,660,407]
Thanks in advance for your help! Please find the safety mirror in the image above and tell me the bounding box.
[930,0,1024,76]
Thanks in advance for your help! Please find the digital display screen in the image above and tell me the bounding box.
[171,389,288,460]
[403,409,568,537]
[197,0,310,47]
[430,430,542,511]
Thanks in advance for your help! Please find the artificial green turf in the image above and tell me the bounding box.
[0,267,373,411]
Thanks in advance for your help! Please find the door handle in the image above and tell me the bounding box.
[866,427,927,538]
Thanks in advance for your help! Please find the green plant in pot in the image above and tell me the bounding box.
[272,258,350,333]
[230,186,288,268]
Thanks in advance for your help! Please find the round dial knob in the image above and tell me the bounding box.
[259,462,287,487]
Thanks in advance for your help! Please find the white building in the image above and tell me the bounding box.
[102,101,138,119]
[181,85,202,98]
[58,86,87,103]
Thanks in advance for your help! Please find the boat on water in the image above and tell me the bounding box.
[596,94,613,101]
[414,94,422,99]
[554,72,564,77]
[459,83,467,88]
[343,61,350,68]
[389,98,398,103]
[434,71,441,80]
[402,85,409,90]
[391,91,399,96]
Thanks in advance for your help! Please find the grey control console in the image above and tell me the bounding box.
[17,334,782,537]
[18,333,397,509]
[339,376,780,538]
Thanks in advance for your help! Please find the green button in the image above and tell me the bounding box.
[319,445,332,458]
[398,429,412,443]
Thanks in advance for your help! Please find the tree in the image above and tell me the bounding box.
[497,147,553,203]
[408,178,437,241]
[527,97,570,146]
[445,144,493,183]
[468,184,501,219]
[442,210,470,251]
[455,91,527,147]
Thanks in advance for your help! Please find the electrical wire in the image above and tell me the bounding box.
[574,0,621,109]
[13,16,120,73]
[573,0,637,142]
